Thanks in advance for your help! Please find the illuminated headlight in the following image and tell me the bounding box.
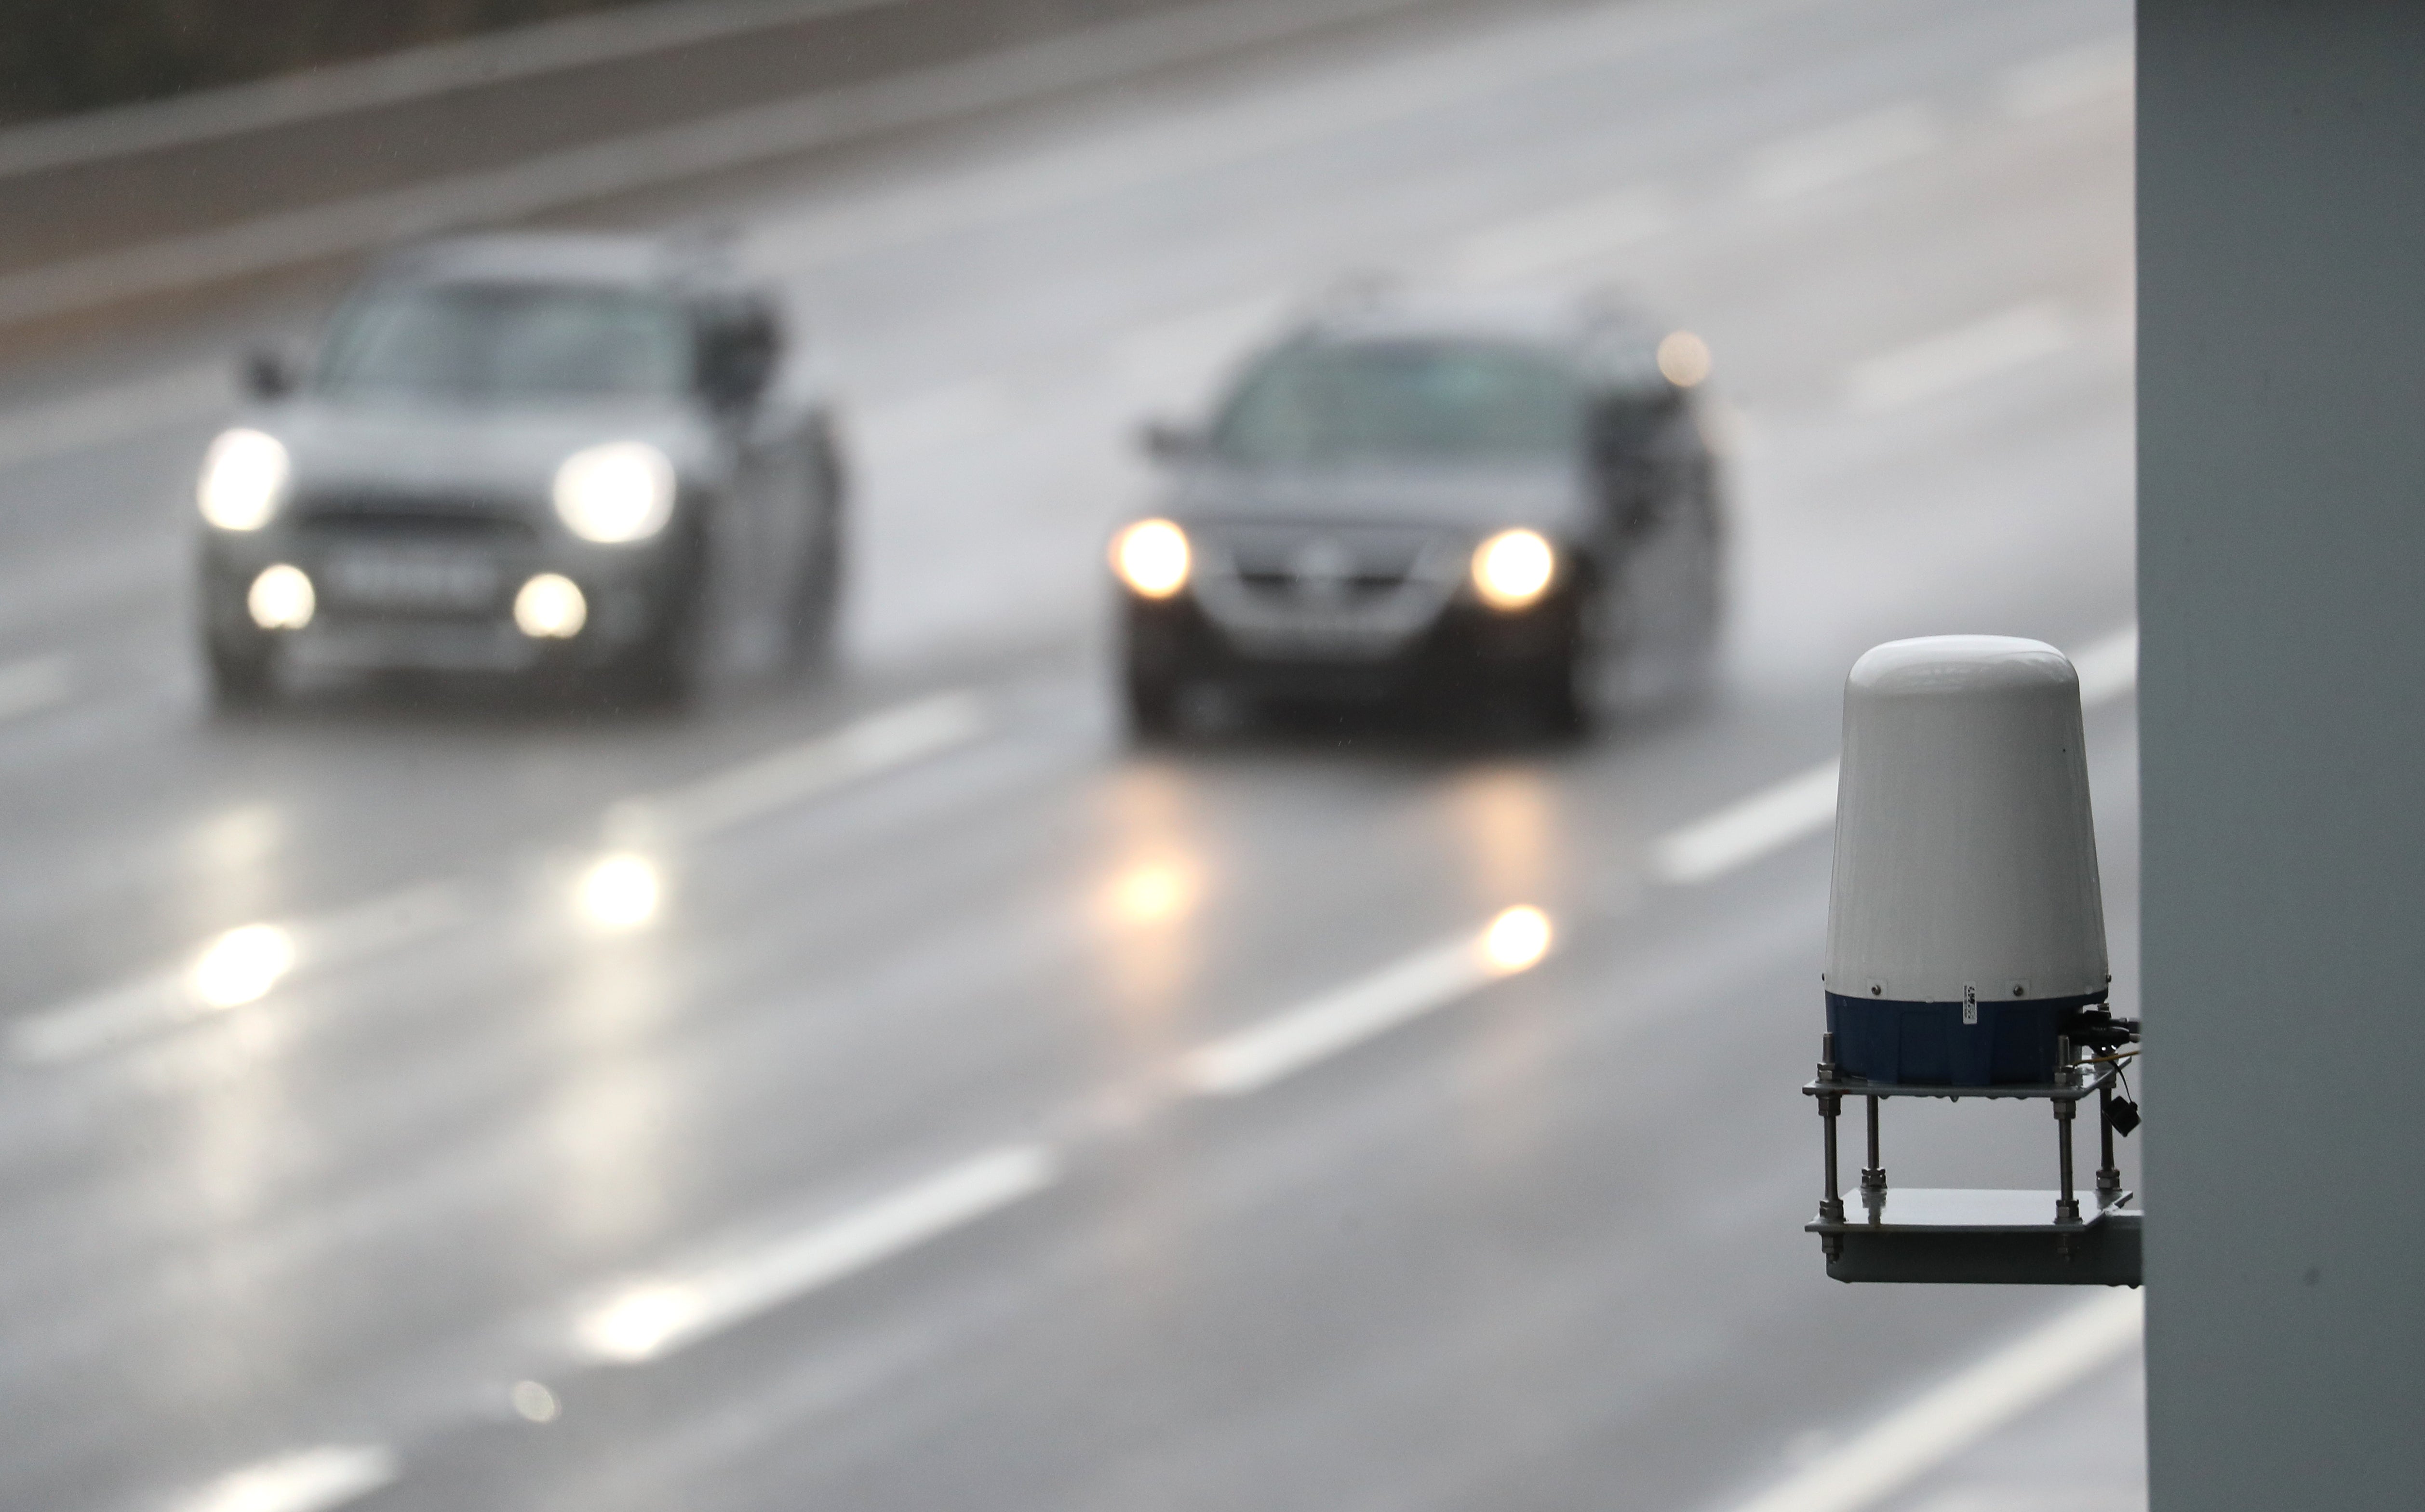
[1471,528,1557,611]
[246,564,315,629]
[198,428,290,531]
[514,573,588,638]
[1112,519,1191,598]
[553,442,676,544]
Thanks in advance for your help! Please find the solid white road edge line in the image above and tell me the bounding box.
[603,691,986,845]
[1846,300,2074,413]
[573,1144,1059,1365]
[1715,1289,2142,1512]
[1651,625,2137,886]
[171,1442,400,1512]
[1183,907,1553,1097]
[0,0,1464,329]
[0,0,904,180]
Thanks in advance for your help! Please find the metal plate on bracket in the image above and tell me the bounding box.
[1809,1188,2142,1286]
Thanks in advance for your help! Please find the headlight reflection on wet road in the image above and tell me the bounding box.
[577,853,664,931]
[187,923,296,1009]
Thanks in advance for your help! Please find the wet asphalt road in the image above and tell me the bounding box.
[0,0,2140,1505]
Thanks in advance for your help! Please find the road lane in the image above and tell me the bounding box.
[0,0,2135,1505]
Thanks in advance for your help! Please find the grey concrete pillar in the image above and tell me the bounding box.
[2140,3,2425,1507]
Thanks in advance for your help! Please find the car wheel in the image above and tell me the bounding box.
[602,628,695,711]
[786,527,843,678]
[1523,644,1591,740]
[1124,670,1183,743]
[206,637,278,714]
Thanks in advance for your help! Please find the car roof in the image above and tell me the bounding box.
[364,232,745,295]
[1295,283,1662,357]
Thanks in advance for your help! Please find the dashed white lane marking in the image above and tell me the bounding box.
[603,691,985,845]
[10,882,464,1065]
[0,366,224,474]
[0,655,71,721]
[1442,184,1677,286]
[1998,36,2132,120]
[172,1443,399,1512]
[1743,103,1940,200]
[1846,300,2073,413]
[1183,906,1553,1097]
[1652,626,2137,887]
[574,1144,1059,1365]
[1715,1290,2141,1512]
[1652,762,1843,887]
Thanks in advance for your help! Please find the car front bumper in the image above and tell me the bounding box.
[1122,585,1578,700]
[199,525,696,675]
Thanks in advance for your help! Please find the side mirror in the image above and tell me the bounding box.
[698,308,779,411]
[1137,418,1202,464]
[240,346,297,401]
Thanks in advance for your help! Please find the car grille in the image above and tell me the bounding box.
[291,491,540,545]
[1192,522,1460,658]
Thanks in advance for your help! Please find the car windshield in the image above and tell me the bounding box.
[315,282,692,401]
[1211,339,1582,465]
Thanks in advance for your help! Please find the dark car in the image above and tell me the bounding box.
[194,233,846,710]
[1110,290,1723,738]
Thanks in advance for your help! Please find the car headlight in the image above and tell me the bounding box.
[1472,528,1556,611]
[553,442,676,544]
[1112,519,1191,598]
[198,428,290,531]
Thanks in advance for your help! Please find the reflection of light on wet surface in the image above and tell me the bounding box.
[541,1059,678,1254]
[1461,905,1562,1173]
[178,1444,398,1512]
[1481,905,1553,974]
[578,1282,702,1363]
[510,1380,561,1423]
[184,803,284,872]
[188,923,295,1008]
[1446,768,1561,904]
[578,853,661,930]
[540,890,680,1256]
[1095,768,1216,1023]
[1106,858,1197,925]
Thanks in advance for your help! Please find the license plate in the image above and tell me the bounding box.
[323,549,501,611]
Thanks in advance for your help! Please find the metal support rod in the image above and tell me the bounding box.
[1816,1033,1844,1254]
[1860,1095,1886,1206]
[2054,1035,2081,1223]
[2096,1083,2122,1203]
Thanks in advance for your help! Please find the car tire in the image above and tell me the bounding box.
[602,627,695,712]
[1124,669,1183,743]
[206,637,278,714]
[1524,645,1591,740]
[786,525,844,679]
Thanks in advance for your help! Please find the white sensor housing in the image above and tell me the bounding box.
[1823,635,2108,1085]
